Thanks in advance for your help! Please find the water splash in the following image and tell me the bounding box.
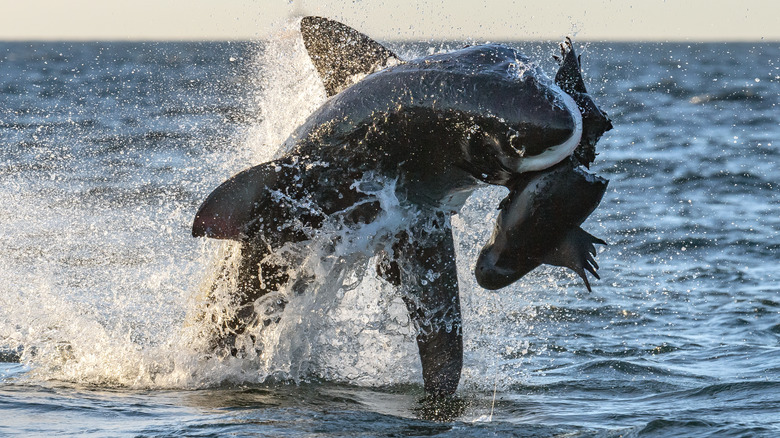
[0,22,556,392]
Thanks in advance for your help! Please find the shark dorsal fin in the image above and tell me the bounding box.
[300,16,399,97]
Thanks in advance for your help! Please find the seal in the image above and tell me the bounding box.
[191,17,612,396]
[476,157,608,291]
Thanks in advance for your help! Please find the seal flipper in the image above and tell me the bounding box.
[387,213,462,397]
[542,227,606,292]
[300,16,400,96]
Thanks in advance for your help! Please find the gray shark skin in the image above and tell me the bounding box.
[191,17,612,397]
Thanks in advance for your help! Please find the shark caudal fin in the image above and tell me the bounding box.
[300,16,400,96]
[192,159,300,241]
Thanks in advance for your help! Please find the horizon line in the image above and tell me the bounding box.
[1,37,777,44]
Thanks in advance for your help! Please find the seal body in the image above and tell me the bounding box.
[476,157,608,291]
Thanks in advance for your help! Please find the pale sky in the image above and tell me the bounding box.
[0,0,777,42]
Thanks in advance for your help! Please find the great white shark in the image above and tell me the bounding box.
[191,17,613,396]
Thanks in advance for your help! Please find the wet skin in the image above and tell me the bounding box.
[192,17,612,397]
[476,157,608,291]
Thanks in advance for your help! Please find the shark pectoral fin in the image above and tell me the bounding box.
[300,16,400,97]
[396,217,462,397]
[542,226,607,292]
[192,159,294,241]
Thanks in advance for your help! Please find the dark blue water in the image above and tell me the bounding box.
[1,36,778,437]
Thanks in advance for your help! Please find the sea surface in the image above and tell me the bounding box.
[1,33,778,437]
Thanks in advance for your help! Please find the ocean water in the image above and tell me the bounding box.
[1,32,778,437]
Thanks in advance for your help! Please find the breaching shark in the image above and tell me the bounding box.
[191,17,613,396]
